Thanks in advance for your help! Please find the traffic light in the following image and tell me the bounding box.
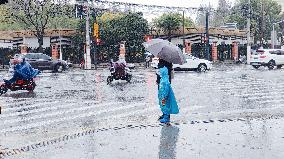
[95,38,101,45]
[82,5,88,16]
[0,0,8,5]
[93,23,99,38]
[75,4,83,18]
[144,35,152,42]
[75,4,88,19]
[279,20,284,31]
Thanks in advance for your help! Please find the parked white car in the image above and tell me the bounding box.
[173,54,212,72]
[126,63,135,69]
[250,49,284,69]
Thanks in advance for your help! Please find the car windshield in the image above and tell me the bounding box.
[269,50,281,55]
[13,54,24,59]
[25,54,39,59]
[40,54,51,60]
[254,50,265,55]
[184,54,192,59]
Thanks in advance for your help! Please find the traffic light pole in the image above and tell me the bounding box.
[84,3,91,69]
[205,11,210,61]
[246,0,251,64]
[182,10,185,52]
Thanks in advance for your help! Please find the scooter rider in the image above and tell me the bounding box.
[4,58,40,85]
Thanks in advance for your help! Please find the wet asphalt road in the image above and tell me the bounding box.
[0,64,284,159]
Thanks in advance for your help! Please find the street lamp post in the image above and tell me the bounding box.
[59,30,62,60]
[272,20,284,49]
[273,24,275,49]
[84,1,91,69]
[182,10,185,53]
[205,10,210,61]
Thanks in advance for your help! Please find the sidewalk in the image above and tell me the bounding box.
[2,117,284,159]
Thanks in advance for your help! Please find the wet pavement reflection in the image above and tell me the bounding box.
[159,125,179,159]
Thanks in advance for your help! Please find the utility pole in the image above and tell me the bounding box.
[272,24,275,49]
[272,20,284,49]
[247,0,251,64]
[260,0,264,47]
[84,1,91,69]
[182,10,185,49]
[59,22,62,60]
[59,34,62,60]
[205,10,210,61]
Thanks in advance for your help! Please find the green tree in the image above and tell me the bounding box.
[195,5,214,27]
[0,4,25,30]
[212,0,232,27]
[154,13,194,41]
[227,0,282,44]
[8,0,72,52]
[97,12,149,62]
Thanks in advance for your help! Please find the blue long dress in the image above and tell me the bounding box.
[158,66,179,115]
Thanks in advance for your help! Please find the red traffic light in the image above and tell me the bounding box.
[95,38,101,45]
[144,35,152,42]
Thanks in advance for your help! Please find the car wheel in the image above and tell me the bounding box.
[277,65,282,69]
[252,65,260,69]
[0,85,8,96]
[126,74,132,82]
[267,60,275,70]
[54,64,63,73]
[27,81,36,91]
[197,64,207,72]
[107,76,113,85]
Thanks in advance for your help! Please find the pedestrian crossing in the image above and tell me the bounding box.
[173,67,284,114]
[0,98,155,134]
[1,67,284,137]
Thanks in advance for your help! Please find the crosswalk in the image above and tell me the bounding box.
[1,66,284,138]
[0,97,156,134]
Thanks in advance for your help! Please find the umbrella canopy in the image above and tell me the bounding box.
[143,39,186,65]
[143,39,169,55]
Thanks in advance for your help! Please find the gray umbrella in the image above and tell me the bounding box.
[143,39,186,65]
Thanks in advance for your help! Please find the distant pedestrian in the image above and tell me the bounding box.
[80,58,84,69]
[158,66,179,123]
[145,55,151,68]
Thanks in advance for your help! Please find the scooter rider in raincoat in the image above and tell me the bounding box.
[158,66,179,123]
[4,58,40,85]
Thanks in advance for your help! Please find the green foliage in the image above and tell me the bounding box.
[0,4,25,30]
[154,13,194,32]
[7,0,74,51]
[153,13,194,40]
[70,12,149,63]
[195,5,215,27]
[98,12,149,62]
[48,16,79,29]
[212,0,232,27]
[227,0,282,43]
[0,3,78,31]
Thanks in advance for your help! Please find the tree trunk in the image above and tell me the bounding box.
[168,30,172,42]
[37,33,44,53]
